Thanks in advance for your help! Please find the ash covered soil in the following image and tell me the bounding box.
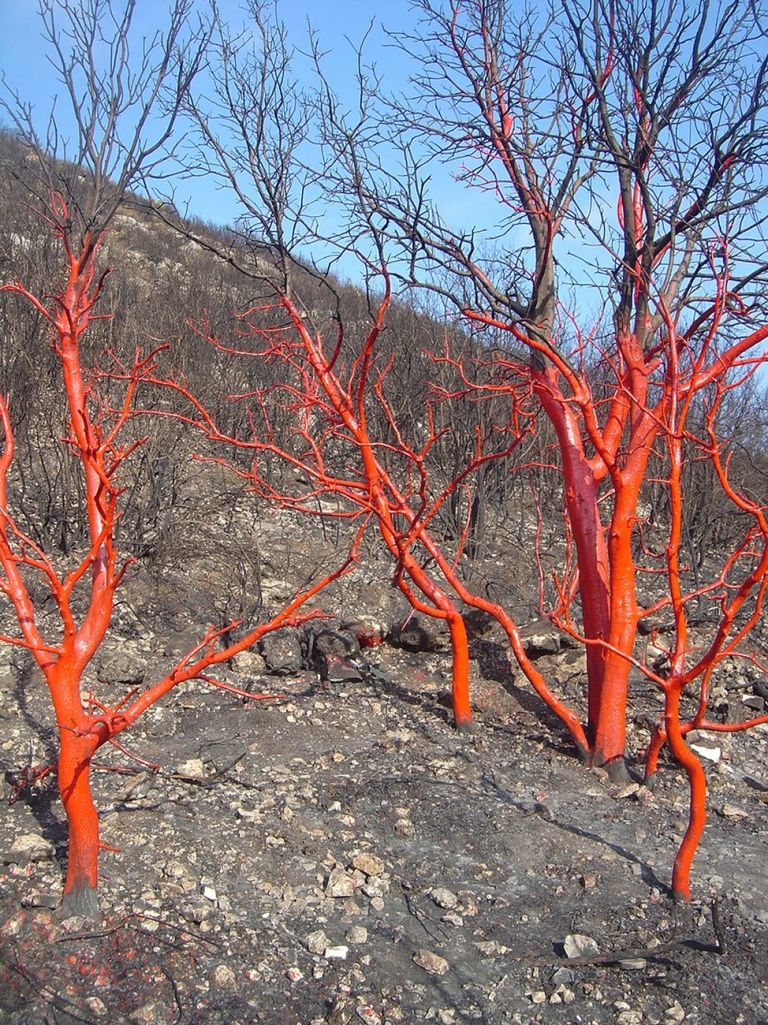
[0,515,767,1025]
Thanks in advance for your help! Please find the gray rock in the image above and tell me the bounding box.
[261,630,304,675]
[431,887,458,909]
[97,642,146,685]
[413,949,450,975]
[520,617,561,657]
[4,833,54,864]
[388,616,446,652]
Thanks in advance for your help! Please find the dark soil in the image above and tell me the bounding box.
[0,513,766,1025]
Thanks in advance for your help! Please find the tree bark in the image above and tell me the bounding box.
[58,727,100,919]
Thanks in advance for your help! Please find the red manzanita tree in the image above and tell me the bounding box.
[153,0,598,743]
[139,279,600,750]
[628,282,768,900]
[0,0,362,918]
[0,196,357,918]
[352,0,768,780]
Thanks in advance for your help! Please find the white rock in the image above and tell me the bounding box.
[8,833,54,862]
[325,866,356,898]
[306,929,329,955]
[474,940,509,956]
[563,933,600,959]
[175,758,206,779]
[209,964,237,990]
[690,742,721,763]
[324,945,349,960]
[721,802,748,818]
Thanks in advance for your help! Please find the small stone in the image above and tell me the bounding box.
[60,915,89,932]
[361,876,389,897]
[6,833,54,863]
[346,925,368,944]
[327,996,353,1025]
[202,885,217,901]
[529,991,547,1004]
[306,929,329,955]
[130,1001,167,1024]
[690,742,721,763]
[474,940,508,956]
[563,933,600,959]
[85,997,108,1016]
[413,949,449,976]
[615,783,640,799]
[175,758,205,780]
[431,887,458,909]
[370,896,385,911]
[616,1012,643,1025]
[394,818,414,838]
[286,966,304,982]
[720,803,748,818]
[209,964,237,990]
[551,967,574,985]
[356,1006,382,1025]
[326,866,356,898]
[520,617,561,656]
[231,650,267,676]
[324,945,349,960]
[742,693,765,711]
[619,958,648,971]
[665,1001,685,1024]
[261,630,304,674]
[389,616,445,652]
[352,852,385,877]
[578,874,598,889]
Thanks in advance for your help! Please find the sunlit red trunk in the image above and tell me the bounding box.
[58,729,100,917]
[534,372,628,765]
[48,659,102,918]
[663,683,706,902]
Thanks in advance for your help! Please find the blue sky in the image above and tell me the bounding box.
[0,1,420,228]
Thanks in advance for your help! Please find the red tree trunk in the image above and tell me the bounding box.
[58,727,100,919]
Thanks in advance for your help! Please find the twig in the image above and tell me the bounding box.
[526,900,725,967]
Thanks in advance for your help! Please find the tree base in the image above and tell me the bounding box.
[61,880,99,921]
[603,755,631,783]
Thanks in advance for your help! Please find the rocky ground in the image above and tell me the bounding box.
[0,510,767,1025]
